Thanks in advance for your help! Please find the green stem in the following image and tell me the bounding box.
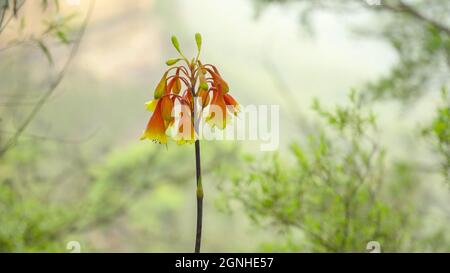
[194,139,203,253]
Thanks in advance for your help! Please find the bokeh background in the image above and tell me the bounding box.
[0,0,449,252]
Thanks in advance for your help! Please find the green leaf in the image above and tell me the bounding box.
[165,58,181,66]
[171,35,181,54]
[195,32,202,51]
[37,40,53,64]
[56,30,70,44]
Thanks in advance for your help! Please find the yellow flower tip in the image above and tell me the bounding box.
[139,129,168,144]
[175,138,195,145]
[152,131,168,144]
[145,99,158,112]
[139,131,150,141]
[156,138,168,145]
[152,136,168,144]
[176,139,186,145]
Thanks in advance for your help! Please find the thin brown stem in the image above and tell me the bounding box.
[189,63,203,253]
[194,139,203,253]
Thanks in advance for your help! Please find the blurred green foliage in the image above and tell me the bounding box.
[422,88,450,183]
[236,0,450,252]
[367,22,450,101]
[224,92,449,252]
[0,139,239,252]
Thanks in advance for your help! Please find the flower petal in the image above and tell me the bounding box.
[140,100,168,144]
[145,99,158,112]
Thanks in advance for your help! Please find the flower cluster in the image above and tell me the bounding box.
[140,33,239,144]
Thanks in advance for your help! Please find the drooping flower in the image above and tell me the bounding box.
[206,87,228,129]
[174,105,196,144]
[140,98,168,144]
[140,33,239,144]
[224,93,240,115]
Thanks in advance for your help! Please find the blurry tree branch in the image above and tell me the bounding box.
[0,126,100,144]
[257,0,450,102]
[264,0,450,36]
[379,0,450,36]
[0,0,95,157]
[0,0,26,34]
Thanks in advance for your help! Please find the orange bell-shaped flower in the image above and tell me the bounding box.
[140,99,168,144]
